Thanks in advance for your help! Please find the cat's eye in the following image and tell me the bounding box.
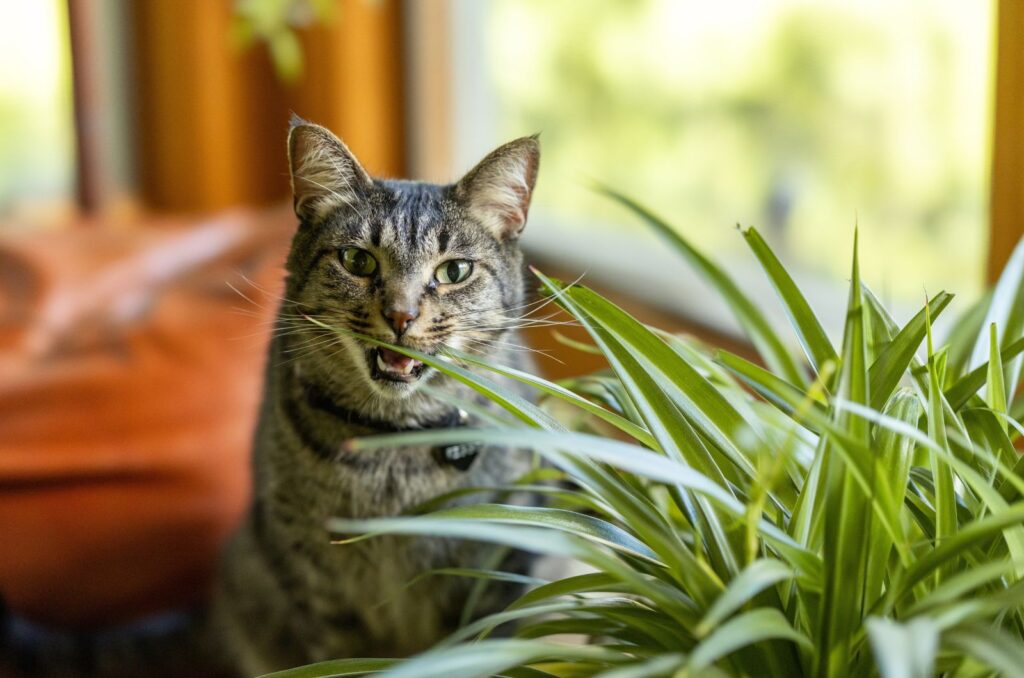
[340,247,378,277]
[435,260,473,285]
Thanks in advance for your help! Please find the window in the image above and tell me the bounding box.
[0,0,75,225]
[449,0,994,335]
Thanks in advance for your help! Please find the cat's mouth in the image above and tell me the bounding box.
[368,346,428,383]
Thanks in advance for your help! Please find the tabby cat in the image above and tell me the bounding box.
[209,116,542,674]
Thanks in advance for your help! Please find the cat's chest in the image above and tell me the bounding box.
[276,445,483,518]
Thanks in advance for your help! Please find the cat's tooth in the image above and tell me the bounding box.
[399,361,414,376]
[376,353,388,372]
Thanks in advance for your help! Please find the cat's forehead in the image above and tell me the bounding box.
[324,179,490,256]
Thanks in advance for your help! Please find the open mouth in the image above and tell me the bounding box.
[368,346,427,383]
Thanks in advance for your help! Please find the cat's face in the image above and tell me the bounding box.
[283,118,539,400]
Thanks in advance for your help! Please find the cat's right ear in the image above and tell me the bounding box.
[287,115,373,224]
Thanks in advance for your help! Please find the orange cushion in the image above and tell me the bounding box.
[0,208,294,629]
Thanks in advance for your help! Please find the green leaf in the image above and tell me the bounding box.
[686,608,812,673]
[510,572,635,610]
[868,291,953,410]
[896,503,1024,597]
[445,346,657,447]
[741,225,838,376]
[819,229,872,677]
[543,274,763,483]
[425,504,663,566]
[593,654,690,678]
[341,426,820,581]
[378,639,621,678]
[258,658,396,678]
[696,559,794,636]
[986,323,1008,432]
[926,312,957,586]
[967,236,1024,402]
[945,336,1024,410]
[944,622,1024,677]
[715,350,825,427]
[600,188,804,385]
[865,617,938,678]
[905,560,1014,616]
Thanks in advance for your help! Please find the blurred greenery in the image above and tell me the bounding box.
[488,0,993,305]
[231,0,336,82]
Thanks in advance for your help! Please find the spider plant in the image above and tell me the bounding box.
[267,192,1024,678]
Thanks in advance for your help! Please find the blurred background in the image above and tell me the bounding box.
[0,0,1021,650]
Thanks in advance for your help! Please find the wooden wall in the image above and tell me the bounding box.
[130,0,405,214]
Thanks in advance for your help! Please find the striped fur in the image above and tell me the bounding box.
[209,119,542,674]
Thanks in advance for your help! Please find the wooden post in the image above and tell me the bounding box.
[989,0,1024,283]
[130,0,405,214]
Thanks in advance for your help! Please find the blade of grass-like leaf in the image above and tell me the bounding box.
[695,559,794,636]
[334,514,710,635]
[945,290,992,376]
[707,364,912,567]
[550,329,604,355]
[440,598,643,647]
[926,310,957,586]
[715,350,825,428]
[891,503,1024,603]
[443,346,657,448]
[905,560,1013,616]
[986,323,1008,432]
[502,668,560,678]
[837,399,1024,499]
[945,336,1024,410]
[423,504,663,566]
[593,654,690,678]
[600,188,804,385]
[928,580,1024,631]
[870,390,921,567]
[967,237,1024,400]
[542,274,762,482]
[378,639,621,678]
[965,410,1024,502]
[686,608,812,673]
[837,397,1024,578]
[865,617,938,678]
[342,427,820,580]
[510,572,633,609]
[536,271,748,580]
[944,622,1024,677]
[405,567,546,590]
[258,658,396,678]
[741,225,838,376]
[868,291,953,410]
[820,229,872,678]
[410,483,614,518]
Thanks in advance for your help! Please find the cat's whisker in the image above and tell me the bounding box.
[455,336,563,364]
[274,332,347,368]
[281,332,341,355]
[225,272,314,311]
[458,317,580,333]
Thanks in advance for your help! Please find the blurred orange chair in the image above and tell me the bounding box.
[0,208,293,629]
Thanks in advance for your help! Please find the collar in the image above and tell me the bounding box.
[301,378,481,472]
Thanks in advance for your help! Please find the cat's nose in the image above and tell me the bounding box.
[384,307,419,335]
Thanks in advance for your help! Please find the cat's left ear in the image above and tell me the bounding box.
[454,135,540,241]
